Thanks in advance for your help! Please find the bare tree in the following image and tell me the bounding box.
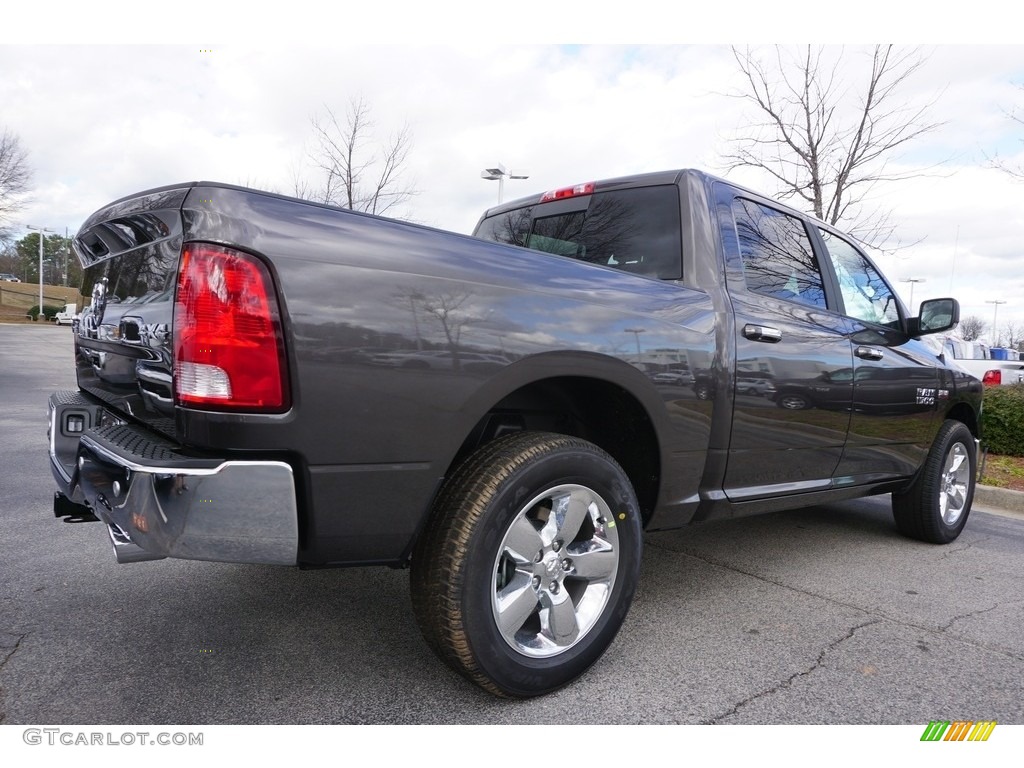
[989,84,1024,180]
[958,314,986,341]
[1000,320,1024,350]
[0,129,32,242]
[303,97,417,217]
[723,45,942,251]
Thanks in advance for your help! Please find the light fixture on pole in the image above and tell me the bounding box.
[624,327,645,363]
[986,299,1007,345]
[481,163,529,204]
[901,277,926,309]
[27,225,56,319]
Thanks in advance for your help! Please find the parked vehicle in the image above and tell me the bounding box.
[651,370,694,386]
[370,349,509,372]
[0,273,20,282]
[736,375,776,398]
[53,303,79,325]
[48,171,982,697]
[942,334,1024,386]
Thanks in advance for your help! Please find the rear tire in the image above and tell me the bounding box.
[892,420,975,544]
[410,431,642,697]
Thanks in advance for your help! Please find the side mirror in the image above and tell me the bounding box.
[915,297,960,335]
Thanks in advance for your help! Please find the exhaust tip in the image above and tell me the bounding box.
[106,523,166,564]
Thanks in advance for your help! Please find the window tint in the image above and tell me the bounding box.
[474,185,682,280]
[732,198,826,309]
[818,229,900,327]
[475,206,533,248]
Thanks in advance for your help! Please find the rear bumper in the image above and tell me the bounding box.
[48,390,298,566]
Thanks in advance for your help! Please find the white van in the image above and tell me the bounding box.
[54,303,78,325]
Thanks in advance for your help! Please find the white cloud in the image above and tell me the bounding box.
[2,41,1023,333]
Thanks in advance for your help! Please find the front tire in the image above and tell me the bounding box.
[410,431,642,697]
[892,420,976,544]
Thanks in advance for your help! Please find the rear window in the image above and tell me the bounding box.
[474,185,682,280]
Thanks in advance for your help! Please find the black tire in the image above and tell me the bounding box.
[410,431,643,697]
[892,420,976,544]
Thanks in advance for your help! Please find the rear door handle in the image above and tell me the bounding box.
[743,324,782,343]
[855,346,883,361]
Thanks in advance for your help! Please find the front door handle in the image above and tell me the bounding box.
[743,324,782,343]
[855,346,884,361]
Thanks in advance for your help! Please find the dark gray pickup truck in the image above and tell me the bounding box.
[48,169,982,697]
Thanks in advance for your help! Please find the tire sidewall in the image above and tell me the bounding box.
[459,444,642,697]
[928,422,976,542]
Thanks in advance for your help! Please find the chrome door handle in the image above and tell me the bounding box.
[743,324,782,343]
[855,346,883,361]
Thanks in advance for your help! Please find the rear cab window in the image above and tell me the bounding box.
[474,185,682,280]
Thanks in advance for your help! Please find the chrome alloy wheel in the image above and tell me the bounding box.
[779,394,808,410]
[491,484,619,658]
[940,441,970,526]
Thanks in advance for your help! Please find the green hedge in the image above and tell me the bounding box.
[26,304,62,321]
[982,384,1024,456]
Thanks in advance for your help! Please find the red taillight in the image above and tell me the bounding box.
[540,182,595,202]
[173,243,288,411]
[982,370,1001,386]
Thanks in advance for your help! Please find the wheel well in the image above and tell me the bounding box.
[945,402,979,439]
[452,377,661,523]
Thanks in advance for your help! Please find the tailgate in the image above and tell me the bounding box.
[73,184,192,441]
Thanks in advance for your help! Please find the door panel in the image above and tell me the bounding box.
[836,326,943,482]
[726,291,853,499]
[813,227,943,481]
[721,195,854,500]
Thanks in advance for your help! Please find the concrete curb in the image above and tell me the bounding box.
[975,484,1024,515]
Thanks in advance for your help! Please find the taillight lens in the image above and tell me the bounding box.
[174,243,288,411]
[982,370,1001,386]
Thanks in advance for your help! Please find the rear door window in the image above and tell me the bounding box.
[731,197,827,309]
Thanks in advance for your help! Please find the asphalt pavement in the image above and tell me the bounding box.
[2,323,1023,726]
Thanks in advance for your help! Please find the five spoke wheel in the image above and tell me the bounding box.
[492,484,619,657]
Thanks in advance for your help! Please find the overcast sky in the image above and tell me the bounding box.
[3,8,1024,340]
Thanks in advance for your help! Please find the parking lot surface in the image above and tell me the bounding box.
[2,324,1023,725]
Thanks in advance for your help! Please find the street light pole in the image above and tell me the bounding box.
[624,327,645,364]
[901,277,925,309]
[27,225,55,319]
[481,163,529,204]
[986,299,1007,345]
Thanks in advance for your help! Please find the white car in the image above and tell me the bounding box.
[0,273,20,282]
[53,303,79,326]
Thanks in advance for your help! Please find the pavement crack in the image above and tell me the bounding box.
[646,540,875,617]
[647,539,1024,663]
[0,633,28,725]
[0,634,26,671]
[700,619,881,724]
[939,535,990,560]
[940,599,1023,633]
